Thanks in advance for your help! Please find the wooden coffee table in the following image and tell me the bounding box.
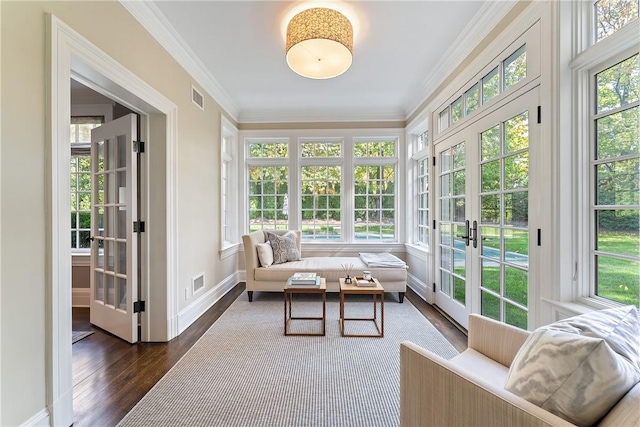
[284,277,326,336]
[339,277,384,337]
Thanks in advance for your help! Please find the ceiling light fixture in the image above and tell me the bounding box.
[285,7,353,80]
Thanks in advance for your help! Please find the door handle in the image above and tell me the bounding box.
[471,220,478,248]
[455,220,471,246]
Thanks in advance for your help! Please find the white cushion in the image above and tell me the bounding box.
[266,231,301,265]
[256,242,273,267]
[505,306,640,426]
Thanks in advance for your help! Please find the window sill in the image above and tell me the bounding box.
[543,297,625,319]
[220,243,241,260]
[405,243,431,258]
[72,252,91,267]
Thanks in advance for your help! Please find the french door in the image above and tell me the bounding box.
[90,113,138,343]
[435,88,538,329]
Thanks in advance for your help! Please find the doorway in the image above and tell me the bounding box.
[48,15,178,426]
[434,87,539,330]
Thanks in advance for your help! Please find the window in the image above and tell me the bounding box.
[70,116,103,251]
[595,0,639,41]
[354,140,397,240]
[221,117,238,252]
[438,43,528,134]
[465,84,480,116]
[571,0,639,308]
[247,139,289,232]
[591,54,639,306]
[244,133,401,242]
[482,66,500,104]
[503,45,527,90]
[300,139,342,239]
[417,157,430,245]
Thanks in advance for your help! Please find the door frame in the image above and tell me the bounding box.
[46,15,178,425]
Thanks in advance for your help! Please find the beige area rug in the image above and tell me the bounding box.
[118,292,458,427]
[72,330,94,344]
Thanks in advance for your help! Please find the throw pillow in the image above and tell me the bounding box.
[504,305,640,427]
[256,241,273,267]
[266,231,301,265]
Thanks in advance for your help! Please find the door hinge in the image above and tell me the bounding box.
[133,140,145,153]
[432,156,436,167]
[133,221,145,233]
[537,228,541,246]
[432,219,436,229]
[133,300,146,313]
[432,283,436,293]
[537,106,541,124]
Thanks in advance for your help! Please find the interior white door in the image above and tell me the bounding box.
[90,113,138,343]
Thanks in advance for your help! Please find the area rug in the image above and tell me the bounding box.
[72,330,94,344]
[118,293,458,427]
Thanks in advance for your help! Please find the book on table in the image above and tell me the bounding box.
[288,275,320,287]
[289,272,318,285]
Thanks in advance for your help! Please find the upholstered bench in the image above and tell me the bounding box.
[242,230,408,302]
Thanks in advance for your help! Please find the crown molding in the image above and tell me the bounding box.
[239,107,406,124]
[405,0,518,119]
[120,0,240,121]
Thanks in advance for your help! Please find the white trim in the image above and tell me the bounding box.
[20,408,49,427]
[48,14,180,425]
[72,288,91,307]
[71,253,91,267]
[407,272,432,305]
[406,0,518,118]
[569,20,639,70]
[177,272,240,334]
[220,242,241,260]
[239,107,405,124]
[405,243,430,258]
[120,1,239,121]
[302,242,407,255]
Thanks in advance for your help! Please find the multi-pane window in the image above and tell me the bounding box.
[591,54,639,307]
[595,0,639,42]
[300,140,342,240]
[354,140,396,240]
[247,140,289,232]
[70,116,103,250]
[417,159,430,245]
[439,45,527,132]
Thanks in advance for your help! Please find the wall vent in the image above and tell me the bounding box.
[191,85,204,111]
[192,273,205,294]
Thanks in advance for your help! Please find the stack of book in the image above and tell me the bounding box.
[287,272,320,287]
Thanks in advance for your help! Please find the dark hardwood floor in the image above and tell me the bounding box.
[72,284,467,426]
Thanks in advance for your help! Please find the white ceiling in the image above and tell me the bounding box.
[144,1,505,123]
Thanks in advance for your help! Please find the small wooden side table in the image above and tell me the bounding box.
[284,277,326,336]
[339,277,384,337]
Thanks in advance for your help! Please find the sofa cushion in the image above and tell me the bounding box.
[266,231,301,265]
[256,242,273,267]
[504,306,640,427]
[254,257,407,283]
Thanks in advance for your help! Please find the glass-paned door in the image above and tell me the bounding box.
[434,88,538,330]
[90,113,138,343]
[435,139,473,325]
[479,111,530,329]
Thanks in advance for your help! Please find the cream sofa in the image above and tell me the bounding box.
[242,230,407,302]
[400,313,640,427]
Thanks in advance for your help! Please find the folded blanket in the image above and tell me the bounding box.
[359,252,407,268]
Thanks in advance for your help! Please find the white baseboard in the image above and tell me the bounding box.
[72,288,90,307]
[177,272,240,334]
[21,408,49,427]
[407,273,433,305]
